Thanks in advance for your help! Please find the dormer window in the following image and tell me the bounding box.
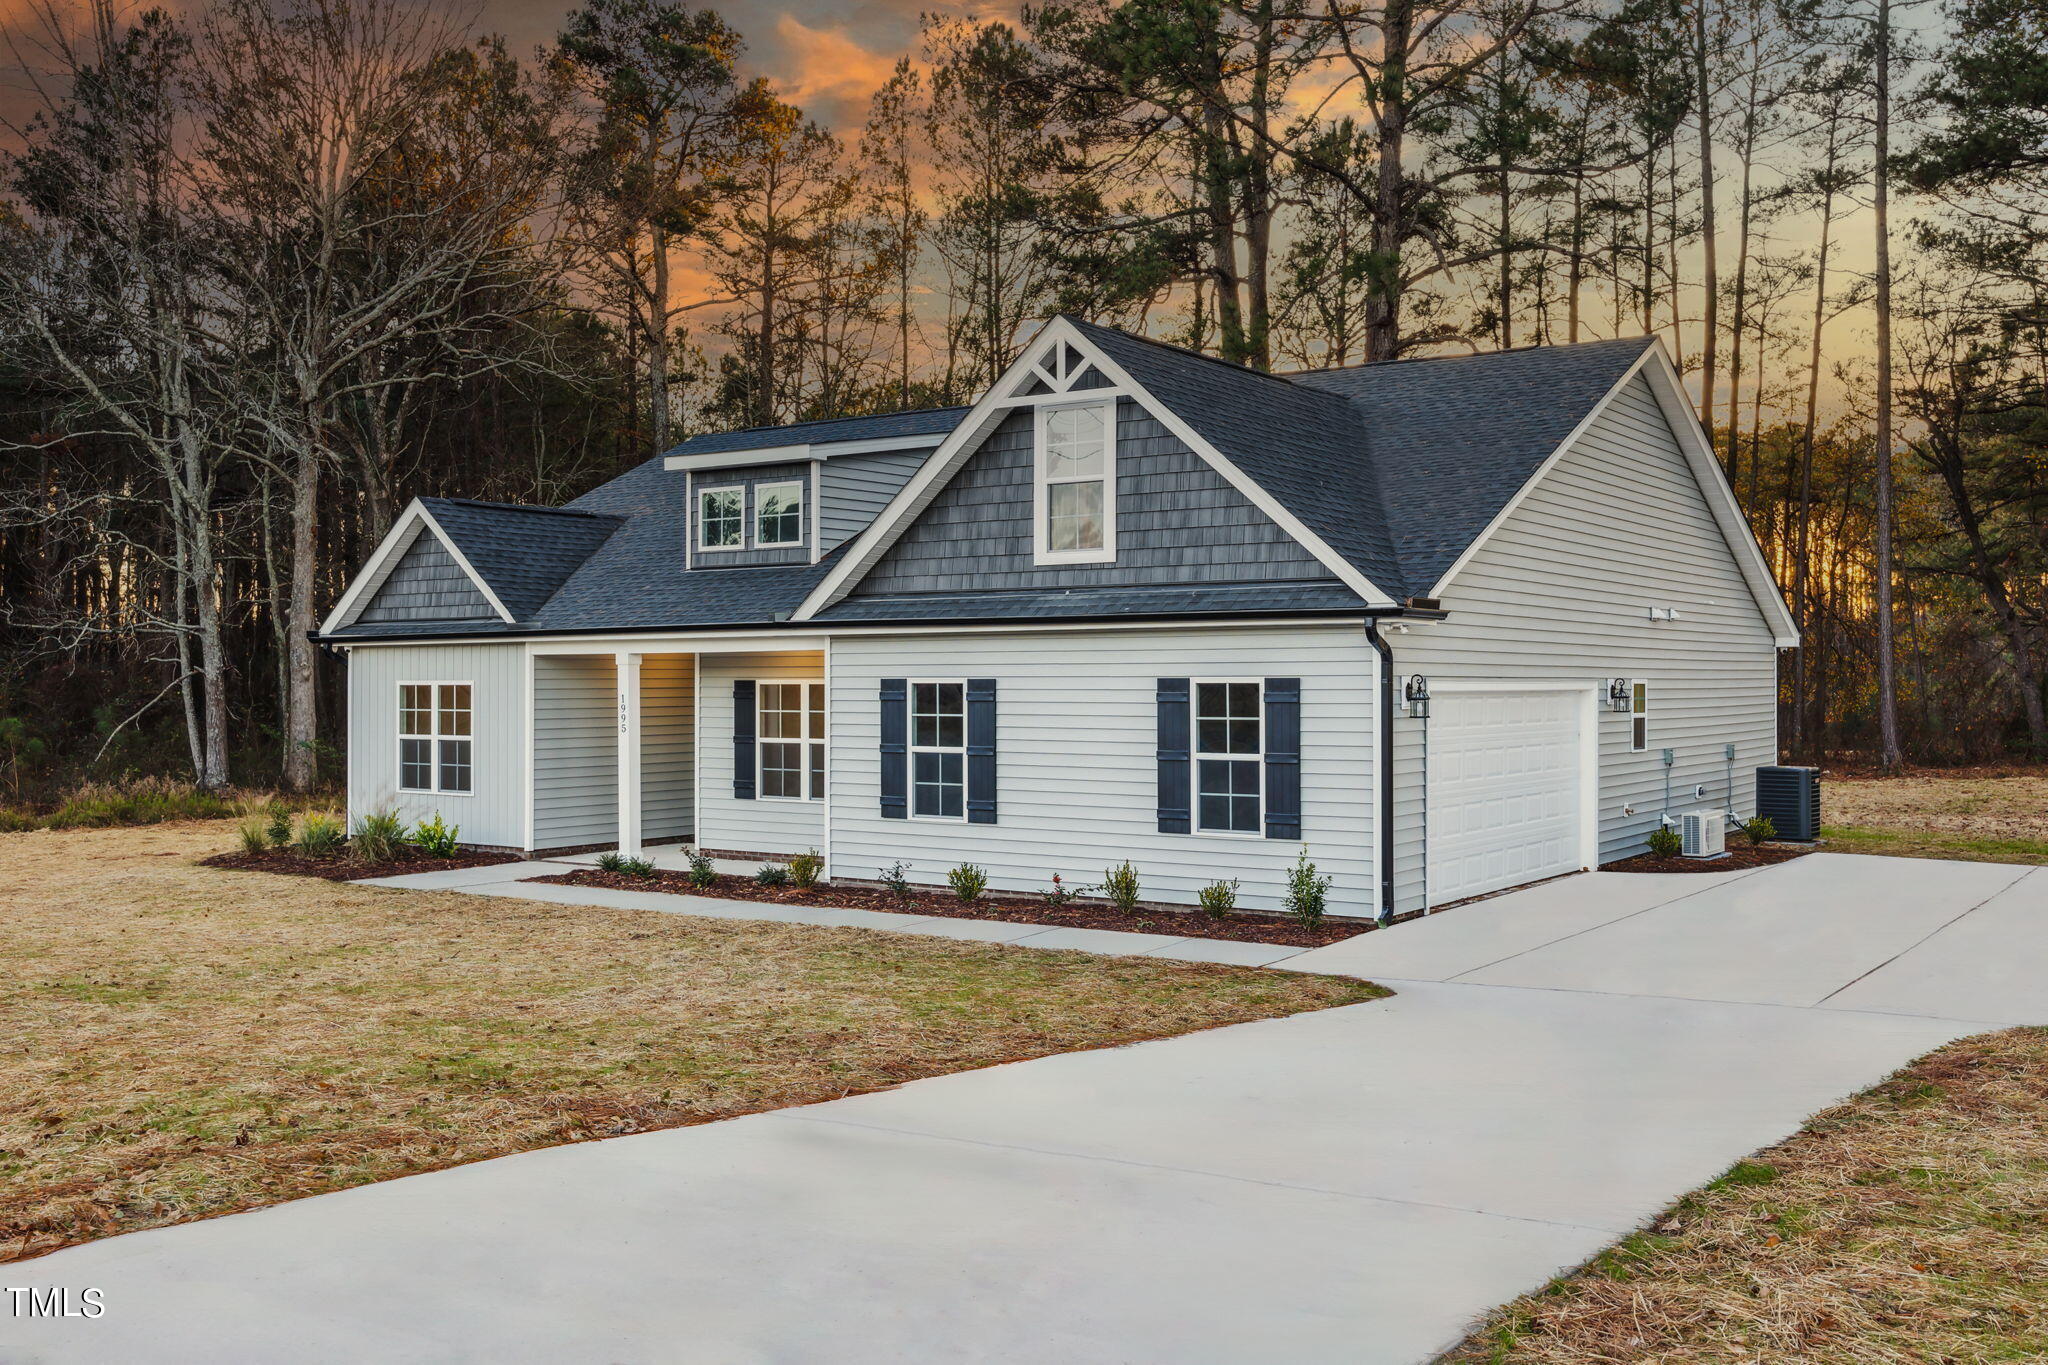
[1034,399,1116,564]
[700,486,743,551]
[756,481,803,548]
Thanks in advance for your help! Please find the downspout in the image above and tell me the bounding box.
[1365,620,1396,923]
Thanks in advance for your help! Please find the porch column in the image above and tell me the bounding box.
[616,650,642,855]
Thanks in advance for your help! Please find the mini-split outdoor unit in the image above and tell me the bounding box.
[1681,809,1727,859]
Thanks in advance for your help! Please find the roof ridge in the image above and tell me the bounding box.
[424,496,623,521]
[673,404,974,444]
[1284,333,1656,379]
[1061,315,1356,403]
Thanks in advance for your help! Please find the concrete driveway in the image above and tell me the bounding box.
[7,854,2043,1365]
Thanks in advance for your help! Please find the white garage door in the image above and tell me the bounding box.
[1428,688,1584,904]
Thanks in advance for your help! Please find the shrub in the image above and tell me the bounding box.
[1102,860,1140,912]
[266,802,293,848]
[294,812,346,856]
[617,855,655,878]
[788,848,824,890]
[879,860,913,902]
[0,808,37,833]
[1647,824,1684,857]
[595,851,628,873]
[1196,879,1239,918]
[948,862,988,902]
[350,808,407,863]
[1284,850,1331,929]
[43,778,237,829]
[1741,814,1777,846]
[754,863,790,888]
[1041,873,1093,907]
[686,850,717,888]
[411,813,461,858]
[237,817,270,855]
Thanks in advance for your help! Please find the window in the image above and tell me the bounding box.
[1631,681,1650,752]
[699,486,743,550]
[758,681,825,800]
[1035,401,1114,563]
[399,683,472,794]
[1195,680,1261,834]
[910,680,965,818]
[755,481,803,547]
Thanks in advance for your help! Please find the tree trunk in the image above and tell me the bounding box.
[649,222,672,454]
[1365,0,1413,362]
[1693,0,1719,425]
[284,439,320,793]
[1872,0,1903,769]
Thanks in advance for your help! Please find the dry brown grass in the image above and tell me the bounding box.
[0,821,1381,1263]
[1445,1028,2048,1364]
[1825,770,2048,865]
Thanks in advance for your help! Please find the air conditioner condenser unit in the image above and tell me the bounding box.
[1681,809,1727,859]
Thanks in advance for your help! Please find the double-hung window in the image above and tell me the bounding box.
[755,481,803,547]
[399,683,472,795]
[1035,401,1114,563]
[699,486,743,550]
[1630,681,1650,752]
[759,681,825,800]
[909,681,966,818]
[1194,680,1261,834]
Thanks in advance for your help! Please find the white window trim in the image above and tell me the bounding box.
[397,680,475,797]
[755,677,825,803]
[753,480,805,548]
[698,485,745,553]
[1192,676,1264,838]
[1630,679,1651,753]
[907,676,969,823]
[1032,398,1117,566]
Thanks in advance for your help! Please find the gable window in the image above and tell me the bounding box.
[399,683,472,795]
[1195,680,1261,834]
[1631,681,1650,752]
[699,486,743,550]
[758,680,825,800]
[1034,400,1115,564]
[910,680,966,819]
[755,481,803,548]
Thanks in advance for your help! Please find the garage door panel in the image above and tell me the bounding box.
[1429,689,1583,904]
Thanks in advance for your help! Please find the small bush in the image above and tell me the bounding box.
[43,778,237,830]
[1741,814,1777,846]
[294,812,346,857]
[595,851,628,873]
[350,808,407,863]
[754,863,790,888]
[237,817,270,854]
[686,850,717,888]
[1647,824,1684,857]
[1284,850,1331,929]
[0,808,40,833]
[880,860,913,902]
[1041,873,1093,907]
[617,855,655,879]
[1102,860,1140,912]
[948,862,988,902]
[1196,879,1239,918]
[411,813,461,858]
[266,802,293,848]
[788,848,824,890]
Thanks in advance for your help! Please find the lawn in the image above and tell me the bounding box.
[0,821,1382,1263]
[1447,1028,2048,1364]
[1826,768,2048,865]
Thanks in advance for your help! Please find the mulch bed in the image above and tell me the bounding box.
[1602,842,1813,873]
[530,868,1370,947]
[200,848,524,881]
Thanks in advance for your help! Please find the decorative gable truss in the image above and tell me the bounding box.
[792,316,1398,620]
[319,499,516,634]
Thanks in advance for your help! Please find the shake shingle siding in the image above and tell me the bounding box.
[356,533,497,623]
[851,402,1338,596]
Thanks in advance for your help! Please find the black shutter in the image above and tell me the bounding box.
[1264,677,1301,839]
[879,678,908,819]
[966,678,998,824]
[1156,678,1191,833]
[732,679,756,800]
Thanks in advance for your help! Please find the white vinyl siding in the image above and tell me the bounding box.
[641,653,695,844]
[1388,371,1780,912]
[831,624,1376,917]
[346,643,525,848]
[697,651,826,855]
[531,654,618,851]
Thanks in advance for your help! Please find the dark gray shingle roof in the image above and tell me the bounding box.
[815,581,1371,624]
[419,498,624,620]
[664,406,969,457]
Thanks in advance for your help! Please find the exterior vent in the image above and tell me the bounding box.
[1755,766,1821,841]
[1680,809,1727,859]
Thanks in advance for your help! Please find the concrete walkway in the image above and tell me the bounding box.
[8,854,2044,1364]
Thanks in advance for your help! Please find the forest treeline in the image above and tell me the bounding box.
[0,0,2042,798]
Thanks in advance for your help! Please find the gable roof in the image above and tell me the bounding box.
[1287,336,1658,592]
[417,499,625,620]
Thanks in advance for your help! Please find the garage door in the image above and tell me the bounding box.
[1428,689,1584,904]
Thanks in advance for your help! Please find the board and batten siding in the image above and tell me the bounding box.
[354,531,496,623]
[696,650,826,855]
[819,449,926,551]
[829,624,1378,917]
[532,654,618,851]
[345,642,525,848]
[640,653,694,844]
[1388,370,1780,912]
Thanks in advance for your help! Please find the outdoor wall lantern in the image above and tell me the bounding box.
[1609,677,1633,712]
[1404,674,1432,720]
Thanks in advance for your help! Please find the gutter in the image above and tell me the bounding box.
[1364,620,1397,923]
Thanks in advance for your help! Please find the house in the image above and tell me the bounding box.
[317,317,1798,919]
